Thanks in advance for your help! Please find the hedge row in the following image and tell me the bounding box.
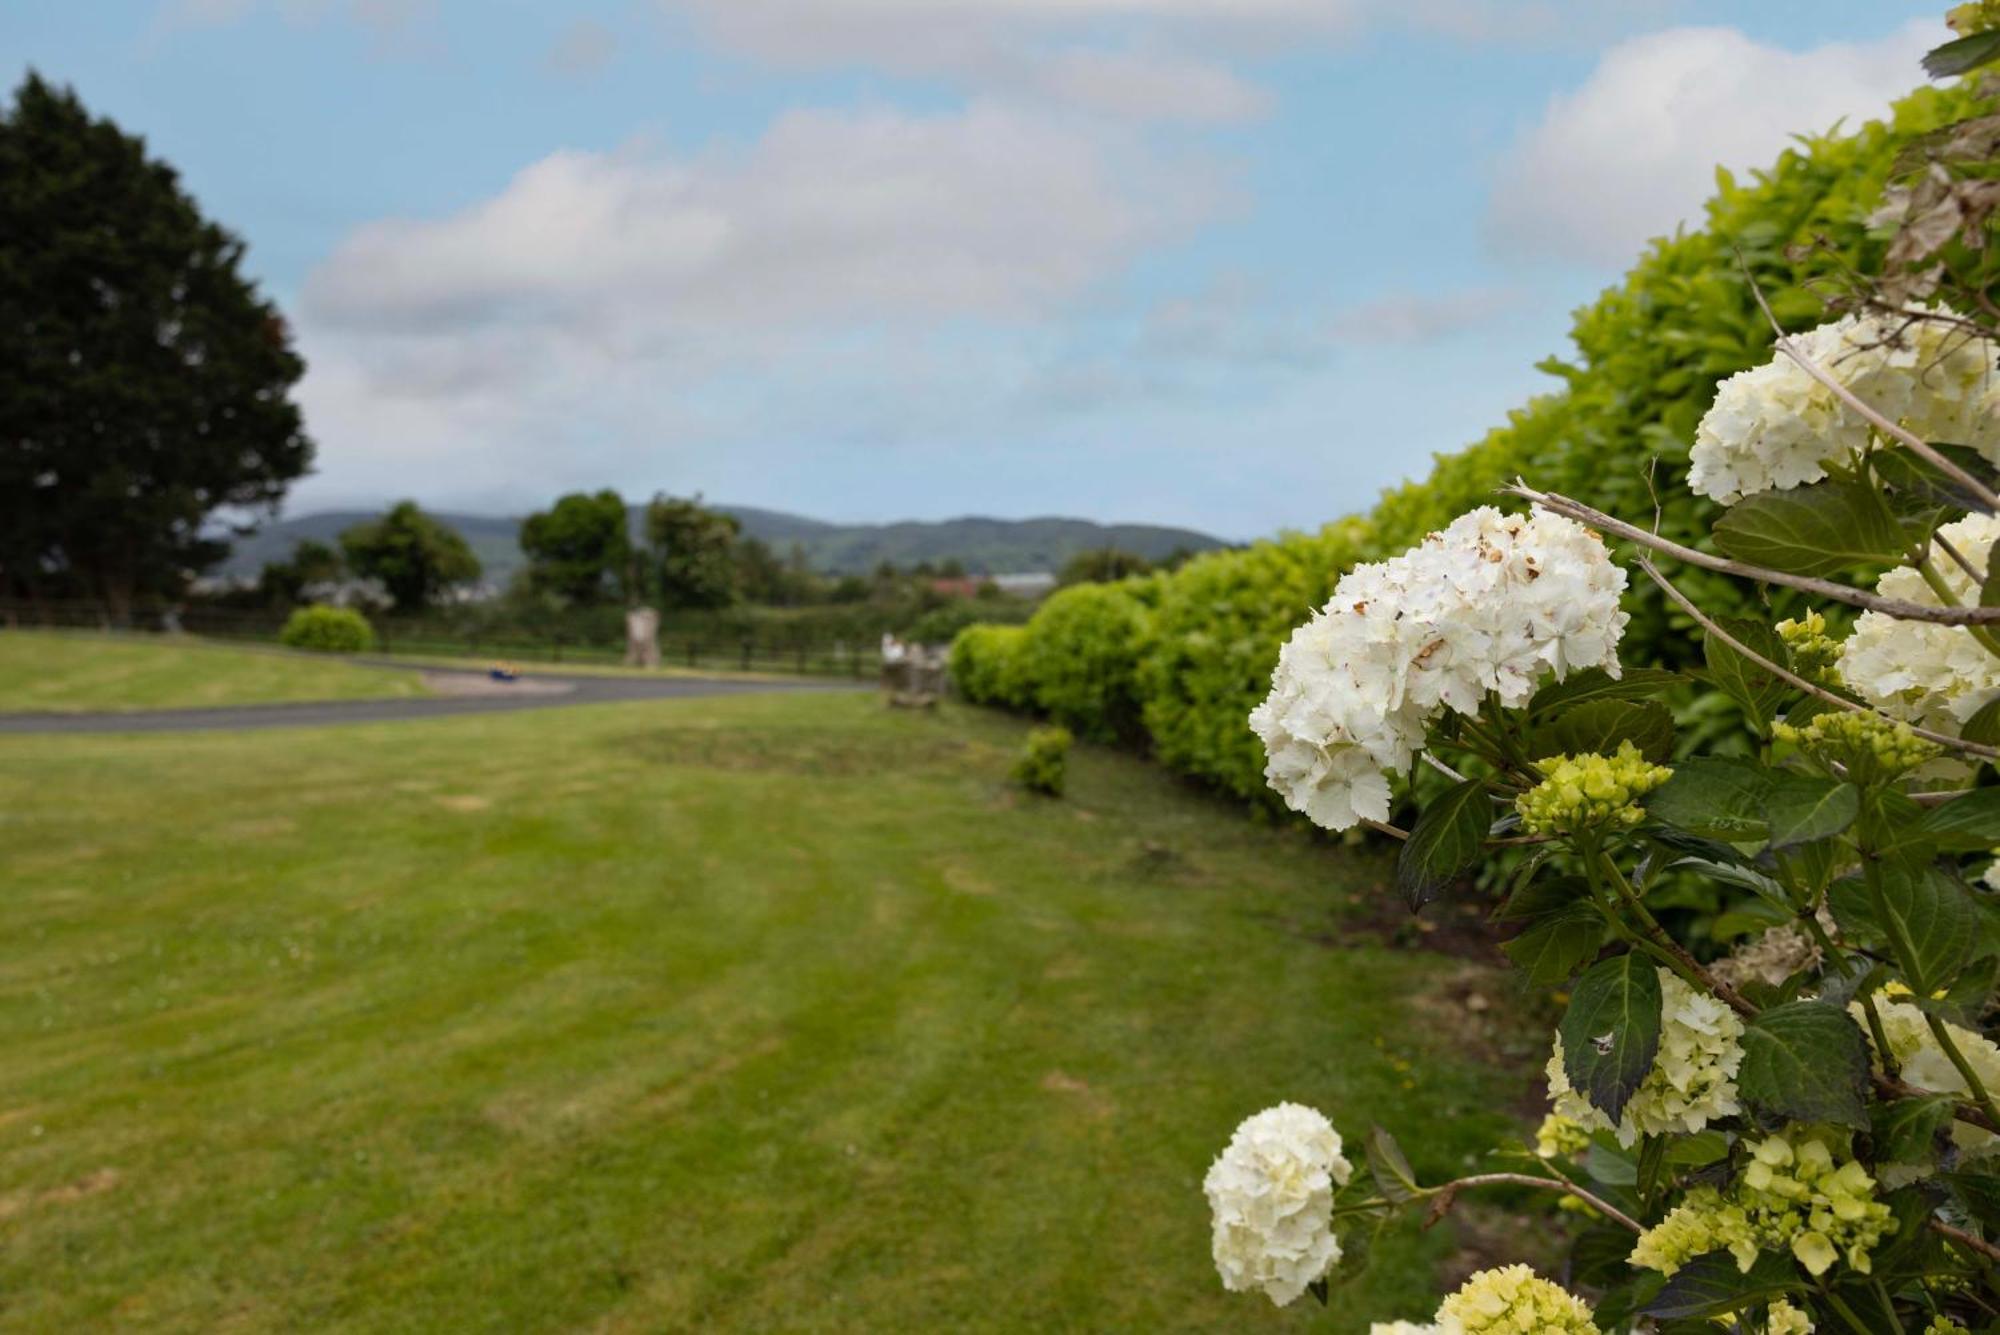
[953,83,1986,809]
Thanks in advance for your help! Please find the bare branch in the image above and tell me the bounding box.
[1637,557,2000,759]
[1507,482,2000,627]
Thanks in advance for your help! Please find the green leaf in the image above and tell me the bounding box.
[1528,667,1684,718]
[1948,1171,2000,1237]
[1761,775,1860,851]
[1738,1002,1871,1128]
[1711,479,1914,577]
[1531,698,1676,766]
[1640,1250,1800,1319]
[1365,1125,1421,1205]
[1871,444,2000,518]
[1497,874,1590,923]
[1918,787,2000,852]
[1703,618,1791,729]
[1645,757,1775,840]
[1871,1095,1954,1166]
[1961,695,2000,747]
[1501,905,1603,986]
[1925,29,2000,79]
[1559,955,1663,1122]
[1875,863,1974,996]
[1394,779,1491,911]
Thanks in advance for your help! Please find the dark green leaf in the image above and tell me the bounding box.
[1365,1125,1421,1205]
[1874,863,1973,995]
[1502,905,1604,986]
[1497,873,1590,923]
[1528,667,1685,718]
[1945,1171,2000,1233]
[1570,1224,1640,1288]
[1712,480,1915,577]
[1871,444,2000,518]
[1559,955,1664,1122]
[1738,1002,1871,1127]
[1640,1250,1800,1319]
[1583,1135,1638,1187]
[1532,698,1677,766]
[1871,1095,1954,1166]
[1645,758,1776,840]
[1918,787,2000,852]
[1703,617,1791,729]
[1961,695,2000,747]
[1762,775,1860,851]
[1925,29,2000,79]
[1395,779,1492,911]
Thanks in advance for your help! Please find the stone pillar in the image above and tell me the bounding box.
[625,606,661,668]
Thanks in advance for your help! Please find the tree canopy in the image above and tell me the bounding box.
[519,489,631,607]
[340,501,482,610]
[645,494,741,610]
[0,72,311,615]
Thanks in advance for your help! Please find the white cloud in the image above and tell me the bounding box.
[292,103,1233,508]
[1489,20,1942,266]
[1330,286,1524,344]
[159,0,432,33]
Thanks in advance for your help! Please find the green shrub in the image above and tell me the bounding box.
[903,598,1031,646]
[278,604,375,654]
[1138,517,1375,805]
[950,624,1032,708]
[1010,725,1071,796]
[1018,580,1153,742]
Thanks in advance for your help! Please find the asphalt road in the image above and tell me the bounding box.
[0,669,866,735]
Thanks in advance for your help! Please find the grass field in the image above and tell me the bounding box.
[0,691,1526,1331]
[0,631,427,712]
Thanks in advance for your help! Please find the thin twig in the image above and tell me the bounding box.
[1362,818,1409,841]
[1744,275,2000,514]
[1420,753,1469,783]
[1933,1219,2000,1265]
[1507,482,2000,627]
[1435,1173,1642,1235]
[1638,556,2000,760]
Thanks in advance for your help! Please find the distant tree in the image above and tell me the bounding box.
[0,73,312,616]
[937,557,966,579]
[645,493,740,610]
[340,501,481,610]
[1058,547,1152,587]
[734,535,789,605]
[258,538,343,607]
[829,573,870,603]
[519,489,630,607]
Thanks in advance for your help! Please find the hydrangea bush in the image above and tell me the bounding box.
[1204,297,2000,1330]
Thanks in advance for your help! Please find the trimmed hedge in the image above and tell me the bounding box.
[279,604,375,653]
[1018,581,1155,742]
[951,624,1033,709]
[951,82,1991,807]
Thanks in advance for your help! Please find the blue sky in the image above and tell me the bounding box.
[2,0,1950,539]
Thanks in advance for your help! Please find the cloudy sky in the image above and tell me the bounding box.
[5,1,1949,538]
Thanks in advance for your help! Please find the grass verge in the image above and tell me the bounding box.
[0,631,427,713]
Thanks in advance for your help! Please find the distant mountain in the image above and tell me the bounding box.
[214,505,1226,584]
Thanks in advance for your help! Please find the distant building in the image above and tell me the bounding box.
[990,572,1057,598]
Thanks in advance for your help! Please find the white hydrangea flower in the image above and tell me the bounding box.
[1839,513,2000,734]
[1768,1298,1815,1335]
[1204,1102,1352,1306]
[1434,1264,1599,1334]
[1852,988,2000,1169]
[1690,310,2000,505]
[1547,968,1745,1147]
[1251,506,1628,831]
[1369,1323,1440,1335]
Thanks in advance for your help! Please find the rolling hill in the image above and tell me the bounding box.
[214,505,1226,584]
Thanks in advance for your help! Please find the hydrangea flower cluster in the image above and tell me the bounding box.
[1768,1298,1815,1334]
[1203,1103,1351,1306]
[1777,612,1844,684]
[1546,968,1745,1146]
[1514,741,1672,837]
[1839,513,2000,734]
[1854,988,2000,1167]
[1772,709,1941,783]
[1629,1131,1896,1279]
[1925,1316,1971,1335]
[1533,1111,1590,1161]
[1710,923,1823,992]
[1432,1264,1598,1334]
[1251,507,1628,831]
[1688,310,2000,505]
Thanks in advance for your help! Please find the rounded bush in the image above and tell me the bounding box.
[950,624,1032,708]
[279,604,376,654]
[1019,581,1152,742]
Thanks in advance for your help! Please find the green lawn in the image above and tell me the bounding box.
[0,631,427,712]
[0,694,1522,1331]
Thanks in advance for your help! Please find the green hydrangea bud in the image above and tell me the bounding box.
[1776,611,1844,685]
[1771,708,1940,783]
[1515,741,1672,838]
[1534,1112,1591,1160]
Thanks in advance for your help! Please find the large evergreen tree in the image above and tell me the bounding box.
[644,494,740,610]
[340,502,481,610]
[0,73,312,616]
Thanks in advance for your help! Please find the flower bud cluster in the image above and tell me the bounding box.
[1777,612,1844,684]
[1514,741,1672,837]
[1534,1112,1591,1161]
[1772,708,1941,782]
[1628,1130,1895,1279]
